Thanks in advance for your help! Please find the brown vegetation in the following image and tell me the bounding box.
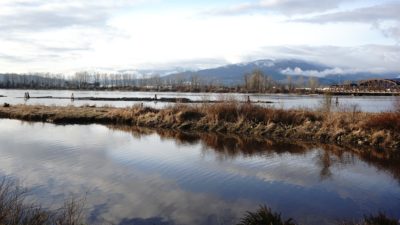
[0,178,85,225]
[0,102,399,150]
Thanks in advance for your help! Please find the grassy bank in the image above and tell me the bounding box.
[0,102,399,149]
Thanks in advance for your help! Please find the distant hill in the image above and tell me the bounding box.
[163,59,399,86]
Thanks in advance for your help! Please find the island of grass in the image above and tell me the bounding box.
[0,102,399,150]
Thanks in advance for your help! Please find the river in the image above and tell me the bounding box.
[0,119,399,225]
[0,89,397,112]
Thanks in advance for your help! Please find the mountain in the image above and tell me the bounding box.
[163,59,399,86]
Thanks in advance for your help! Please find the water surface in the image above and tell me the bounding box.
[0,89,397,112]
[0,119,399,225]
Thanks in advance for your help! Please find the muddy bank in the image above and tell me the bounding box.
[22,95,273,104]
[0,103,398,150]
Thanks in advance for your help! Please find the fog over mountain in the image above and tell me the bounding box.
[162,59,400,85]
[1,58,398,87]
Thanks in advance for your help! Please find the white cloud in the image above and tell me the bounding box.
[280,67,390,77]
[0,1,398,74]
[246,45,400,72]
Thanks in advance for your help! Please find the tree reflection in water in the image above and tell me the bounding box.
[108,125,400,184]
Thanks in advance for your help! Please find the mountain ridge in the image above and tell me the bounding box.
[163,59,399,85]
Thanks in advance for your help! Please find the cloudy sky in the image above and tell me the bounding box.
[0,0,399,74]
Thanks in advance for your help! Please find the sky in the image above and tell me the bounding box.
[0,0,399,74]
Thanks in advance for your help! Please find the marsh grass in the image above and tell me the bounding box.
[0,100,399,149]
[0,177,86,225]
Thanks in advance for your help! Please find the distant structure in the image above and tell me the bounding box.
[328,78,400,94]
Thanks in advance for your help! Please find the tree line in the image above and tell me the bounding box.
[0,70,320,93]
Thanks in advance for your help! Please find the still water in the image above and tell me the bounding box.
[0,119,399,225]
[0,89,397,112]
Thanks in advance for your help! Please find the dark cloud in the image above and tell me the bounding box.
[296,3,400,23]
[294,3,400,41]
[206,0,347,16]
[259,0,347,15]
[0,10,107,31]
[0,1,123,32]
[0,53,31,63]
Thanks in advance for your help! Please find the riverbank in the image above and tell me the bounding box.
[0,103,399,150]
[20,95,273,104]
[2,86,400,96]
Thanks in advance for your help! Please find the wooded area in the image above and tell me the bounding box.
[0,70,320,93]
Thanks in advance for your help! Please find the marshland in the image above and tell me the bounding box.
[0,119,399,224]
[1,93,399,149]
[0,98,399,224]
[2,0,400,223]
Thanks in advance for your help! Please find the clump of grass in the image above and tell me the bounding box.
[237,103,268,123]
[177,109,205,122]
[206,101,239,122]
[0,177,86,225]
[363,113,400,131]
[237,205,297,225]
[203,101,321,126]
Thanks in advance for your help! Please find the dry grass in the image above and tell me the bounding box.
[363,113,400,131]
[0,101,399,149]
[0,177,86,225]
